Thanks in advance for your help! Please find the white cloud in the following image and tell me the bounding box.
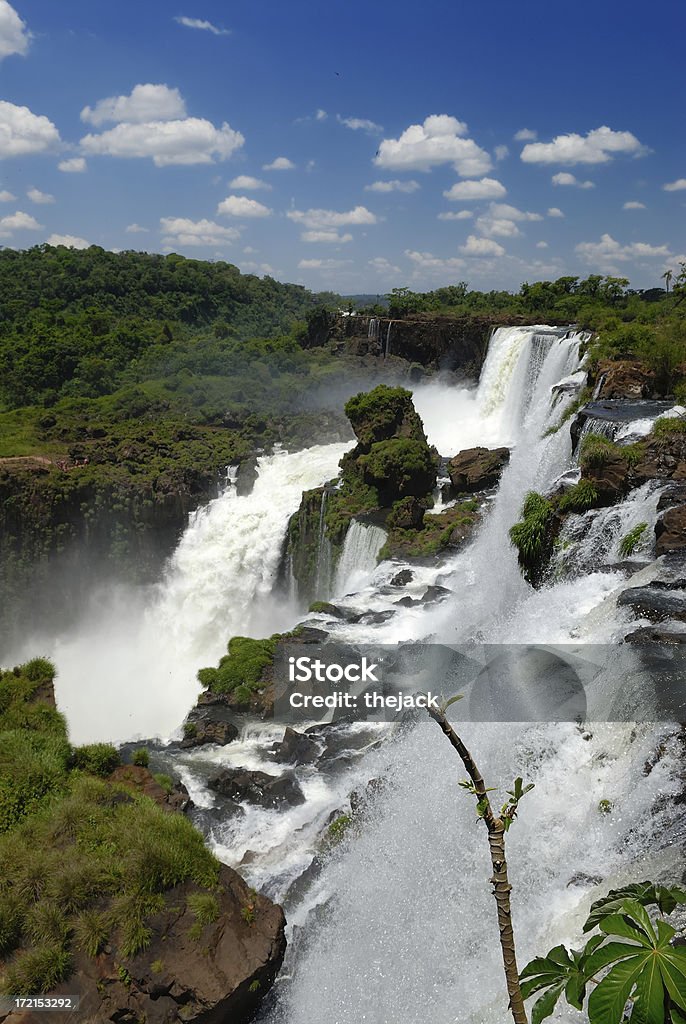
[494,145,509,161]
[623,200,646,210]
[297,258,351,270]
[316,109,327,121]
[375,114,492,177]
[241,260,275,274]
[263,156,295,170]
[81,84,186,127]
[58,157,87,173]
[0,1,30,61]
[81,118,244,166]
[229,175,271,191]
[536,241,549,249]
[663,179,686,192]
[368,256,401,274]
[46,233,90,249]
[476,217,521,238]
[287,205,377,230]
[488,202,542,222]
[547,207,564,217]
[174,16,230,35]
[514,128,537,141]
[521,126,646,165]
[217,195,272,218]
[27,187,54,204]
[160,216,240,247]
[576,233,671,272]
[405,249,466,274]
[301,230,353,243]
[0,210,42,234]
[0,100,61,158]
[437,210,473,220]
[552,171,594,188]
[460,235,505,257]
[365,179,420,193]
[125,223,149,233]
[443,177,506,201]
[337,115,383,134]
[0,189,15,201]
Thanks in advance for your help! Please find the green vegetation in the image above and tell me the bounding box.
[326,814,353,845]
[579,432,616,470]
[508,492,556,580]
[197,635,277,697]
[522,882,686,1023]
[618,522,649,557]
[187,892,220,926]
[132,748,149,768]
[557,479,599,514]
[0,657,223,996]
[653,415,686,438]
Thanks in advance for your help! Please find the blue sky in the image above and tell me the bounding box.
[1,0,684,293]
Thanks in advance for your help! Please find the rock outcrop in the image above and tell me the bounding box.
[448,447,510,494]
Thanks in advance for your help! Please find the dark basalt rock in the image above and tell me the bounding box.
[594,360,657,400]
[181,704,240,748]
[390,568,414,587]
[656,505,686,556]
[208,767,306,808]
[624,625,686,644]
[448,446,510,494]
[617,584,686,623]
[271,727,320,766]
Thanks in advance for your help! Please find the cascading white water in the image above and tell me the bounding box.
[333,520,387,597]
[8,443,351,744]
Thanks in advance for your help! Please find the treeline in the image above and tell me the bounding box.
[0,246,340,409]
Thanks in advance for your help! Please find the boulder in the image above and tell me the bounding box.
[109,765,192,814]
[595,360,656,400]
[271,727,320,766]
[181,704,240,748]
[584,450,631,504]
[208,767,305,808]
[624,625,686,644]
[390,568,414,587]
[386,495,428,529]
[656,505,686,556]
[617,584,686,623]
[448,446,510,493]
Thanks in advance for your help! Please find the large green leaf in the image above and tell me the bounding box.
[588,956,646,1024]
[531,982,565,1024]
[584,884,686,932]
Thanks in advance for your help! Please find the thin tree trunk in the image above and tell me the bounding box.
[428,705,529,1024]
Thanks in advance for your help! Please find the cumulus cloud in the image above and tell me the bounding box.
[301,230,353,243]
[664,179,686,192]
[443,177,506,201]
[229,175,272,191]
[623,200,646,210]
[125,223,149,233]
[365,179,420,193]
[263,156,295,170]
[46,233,91,249]
[58,157,87,173]
[297,258,351,270]
[81,118,244,166]
[404,250,466,275]
[0,189,15,201]
[547,207,564,217]
[27,187,54,204]
[437,210,473,220]
[0,210,42,232]
[287,205,377,233]
[536,241,549,249]
[494,145,509,161]
[375,114,492,177]
[217,195,271,218]
[160,216,240,247]
[0,101,61,158]
[521,126,646,165]
[337,115,383,134]
[81,84,187,126]
[0,1,30,61]
[174,16,230,35]
[576,233,671,272]
[552,171,594,188]
[514,128,537,141]
[460,235,505,257]
[368,256,401,274]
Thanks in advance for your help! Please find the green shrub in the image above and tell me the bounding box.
[579,432,616,469]
[197,636,276,695]
[73,909,109,957]
[153,773,173,794]
[557,480,599,514]
[619,521,649,557]
[187,891,220,926]
[653,415,686,438]
[0,730,70,833]
[1,944,72,996]
[508,492,555,569]
[132,748,149,768]
[69,743,121,777]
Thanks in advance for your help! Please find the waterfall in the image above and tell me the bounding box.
[384,321,392,357]
[368,317,380,341]
[20,443,351,744]
[333,520,387,596]
[313,490,333,599]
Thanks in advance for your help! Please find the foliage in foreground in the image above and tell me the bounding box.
[521,882,686,1023]
[0,658,221,996]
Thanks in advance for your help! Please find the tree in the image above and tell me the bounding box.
[428,699,532,1024]
[663,269,674,293]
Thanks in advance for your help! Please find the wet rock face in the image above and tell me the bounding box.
[50,866,286,1024]
[617,582,686,622]
[208,767,306,808]
[595,359,656,400]
[656,505,686,556]
[447,446,510,494]
[271,727,320,766]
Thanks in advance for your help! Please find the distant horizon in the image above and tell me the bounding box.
[0,0,683,293]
